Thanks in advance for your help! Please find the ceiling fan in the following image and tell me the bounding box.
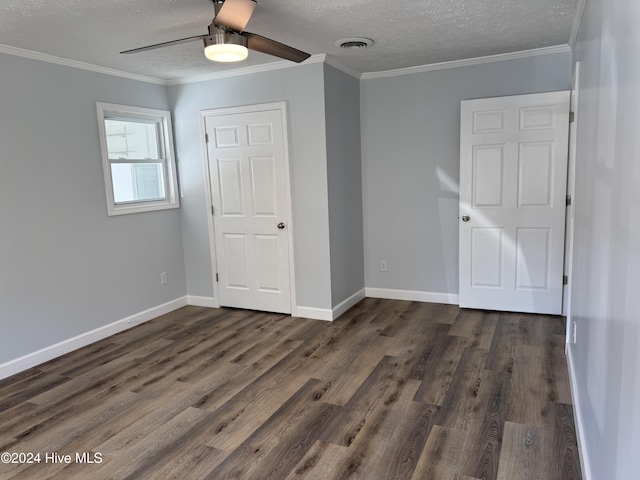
[121,0,311,63]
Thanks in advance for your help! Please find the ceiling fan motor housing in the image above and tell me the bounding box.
[204,25,248,48]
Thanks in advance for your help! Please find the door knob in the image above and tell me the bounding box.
[277,222,286,229]
[461,215,470,222]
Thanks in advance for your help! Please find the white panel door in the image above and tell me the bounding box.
[459,91,570,314]
[205,108,292,313]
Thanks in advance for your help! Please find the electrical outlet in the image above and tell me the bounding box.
[160,272,168,285]
[573,320,577,344]
[380,260,388,272]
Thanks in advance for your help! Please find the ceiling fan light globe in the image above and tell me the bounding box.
[204,43,248,62]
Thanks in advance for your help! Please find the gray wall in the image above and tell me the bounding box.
[0,53,186,364]
[324,64,365,307]
[168,62,334,310]
[570,0,640,478]
[360,52,573,295]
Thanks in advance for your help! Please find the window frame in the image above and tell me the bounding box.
[96,102,180,216]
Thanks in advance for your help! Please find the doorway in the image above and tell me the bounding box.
[458,91,571,314]
[203,102,295,314]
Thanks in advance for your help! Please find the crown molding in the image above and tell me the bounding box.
[361,45,573,80]
[167,54,327,85]
[569,0,587,48]
[0,43,327,86]
[1,42,575,87]
[0,44,336,87]
[322,56,362,80]
[0,44,167,85]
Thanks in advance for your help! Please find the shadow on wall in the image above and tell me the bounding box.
[436,166,460,294]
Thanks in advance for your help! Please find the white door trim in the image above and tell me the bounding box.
[200,102,297,316]
[564,62,581,338]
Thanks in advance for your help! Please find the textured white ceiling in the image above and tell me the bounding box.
[0,0,578,80]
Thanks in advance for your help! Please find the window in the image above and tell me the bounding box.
[97,102,179,215]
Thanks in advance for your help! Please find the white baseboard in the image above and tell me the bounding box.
[0,288,455,380]
[187,295,219,308]
[332,288,366,319]
[365,287,459,305]
[567,344,592,480]
[295,288,366,322]
[294,306,333,321]
[0,297,188,381]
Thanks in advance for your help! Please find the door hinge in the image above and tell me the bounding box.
[566,195,572,206]
[569,111,575,123]
[216,273,219,282]
[211,205,214,215]
[205,133,209,143]
[563,275,569,285]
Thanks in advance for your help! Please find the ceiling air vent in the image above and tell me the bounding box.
[335,37,374,49]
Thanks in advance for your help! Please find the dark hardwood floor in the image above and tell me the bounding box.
[0,299,582,479]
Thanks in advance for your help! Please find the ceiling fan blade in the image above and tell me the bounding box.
[244,32,310,63]
[120,35,204,54]
[213,0,256,32]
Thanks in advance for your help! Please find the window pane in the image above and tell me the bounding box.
[111,163,166,203]
[105,119,160,159]
[98,102,179,215]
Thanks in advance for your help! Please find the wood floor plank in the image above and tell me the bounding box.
[284,303,395,398]
[107,312,189,345]
[0,299,582,480]
[320,355,419,448]
[354,400,438,479]
[458,369,509,480]
[132,445,226,480]
[159,305,219,325]
[303,310,383,363]
[517,314,548,347]
[497,403,581,480]
[411,425,472,480]
[485,312,520,374]
[134,329,257,388]
[297,327,383,389]
[0,402,40,444]
[203,345,317,451]
[435,303,465,325]
[542,334,573,404]
[402,322,452,382]
[369,299,414,326]
[448,309,499,350]
[47,381,204,461]
[0,389,140,479]
[86,406,212,480]
[27,336,173,406]
[37,341,125,376]
[434,347,490,431]
[544,402,582,480]
[378,301,435,338]
[59,336,174,379]
[229,317,308,367]
[0,371,71,413]
[204,379,336,480]
[412,335,469,405]
[506,344,546,426]
[0,368,44,390]
[315,334,397,406]
[185,345,300,412]
[496,421,543,480]
[324,401,434,480]
[1,381,139,448]
[383,304,451,364]
[283,441,350,480]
